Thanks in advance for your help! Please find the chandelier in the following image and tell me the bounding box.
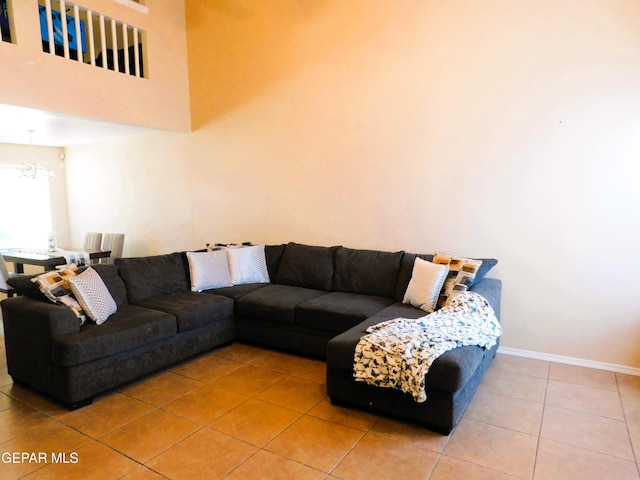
[19,161,56,179]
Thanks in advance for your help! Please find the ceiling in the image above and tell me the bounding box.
[0,103,160,147]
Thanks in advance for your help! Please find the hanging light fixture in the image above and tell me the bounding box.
[19,130,55,180]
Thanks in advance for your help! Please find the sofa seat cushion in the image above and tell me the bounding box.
[136,292,234,333]
[296,292,394,334]
[205,283,269,301]
[236,284,327,325]
[51,305,176,367]
[367,302,427,323]
[326,307,485,393]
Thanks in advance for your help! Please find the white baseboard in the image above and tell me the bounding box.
[497,346,640,377]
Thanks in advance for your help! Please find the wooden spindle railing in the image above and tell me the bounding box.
[38,0,146,78]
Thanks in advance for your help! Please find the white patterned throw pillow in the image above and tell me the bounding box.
[187,250,233,292]
[403,257,449,313]
[69,267,117,325]
[227,244,270,285]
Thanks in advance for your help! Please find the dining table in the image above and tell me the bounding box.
[1,248,112,273]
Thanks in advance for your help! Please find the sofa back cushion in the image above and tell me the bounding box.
[264,244,287,280]
[115,252,189,304]
[90,264,128,307]
[333,247,403,298]
[274,243,336,291]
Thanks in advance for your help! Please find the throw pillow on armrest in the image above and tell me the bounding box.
[433,252,483,308]
[30,264,86,324]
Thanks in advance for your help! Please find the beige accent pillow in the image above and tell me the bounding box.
[31,264,86,324]
[433,252,483,308]
[403,257,449,313]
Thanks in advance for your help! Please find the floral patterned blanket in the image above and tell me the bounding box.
[353,291,502,403]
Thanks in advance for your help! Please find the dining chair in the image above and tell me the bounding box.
[0,252,18,297]
[100,233,125,264]
[83,232,103,251]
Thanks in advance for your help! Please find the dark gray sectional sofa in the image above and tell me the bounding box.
[1,242,501,434]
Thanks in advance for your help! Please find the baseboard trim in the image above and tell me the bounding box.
[497,346,640,377]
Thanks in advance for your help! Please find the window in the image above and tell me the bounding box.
[0,169,53,249]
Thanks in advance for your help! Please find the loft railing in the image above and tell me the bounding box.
[38,0,147,78]
[1,0,11,43]
[1,1,147,77]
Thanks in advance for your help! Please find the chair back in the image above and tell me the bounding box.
[1,253,13,291]
[83,232,103,250]
[100,234,125,263]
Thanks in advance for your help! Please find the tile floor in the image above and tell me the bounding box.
[1,318,640,479]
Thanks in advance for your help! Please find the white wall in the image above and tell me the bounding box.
[65,0,640,369]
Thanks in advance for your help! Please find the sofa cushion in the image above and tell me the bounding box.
[333,247,403,298]
[51,304,176,367]
[265,244,287,279]
[90,264,128,307]
[296,292,394,334]
[136,291,234,333]
[237,284,327,325]
[474,258,498,286]
[116,252,189,304]
[368,301,427,324]
[204,283,269,301]
[274,243,336,291]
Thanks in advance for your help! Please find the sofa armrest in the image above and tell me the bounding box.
[469,277,502,321]
[2,296,81,338]
[1,296,81,390]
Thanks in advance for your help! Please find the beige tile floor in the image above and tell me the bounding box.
[1,318,640,479]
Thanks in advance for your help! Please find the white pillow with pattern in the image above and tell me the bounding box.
[187,250,233,292]
[227,244,270,285]
[69,267,117,325]
[403,257,449,313]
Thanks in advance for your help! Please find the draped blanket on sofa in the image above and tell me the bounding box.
[353,292,503,403]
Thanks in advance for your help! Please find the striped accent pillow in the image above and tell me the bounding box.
[31,264,86,324]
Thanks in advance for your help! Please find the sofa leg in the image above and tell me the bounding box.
[67,397,93,410]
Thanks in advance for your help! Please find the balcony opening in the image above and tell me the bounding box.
[38,0,147,78]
